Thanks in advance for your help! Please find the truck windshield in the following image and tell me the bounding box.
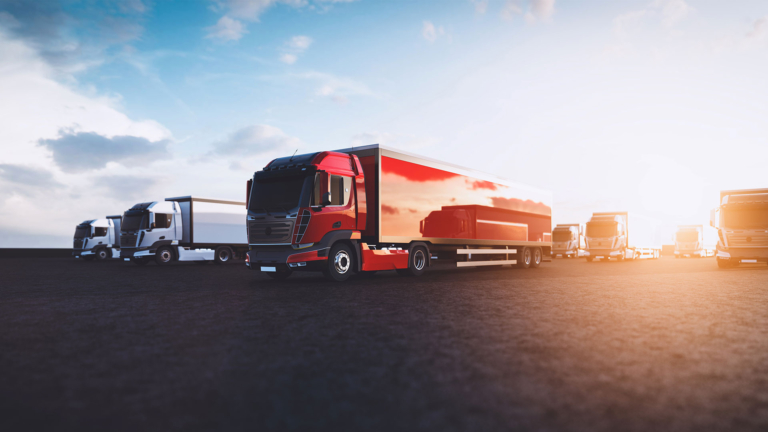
[586,223,616,238]
[122,212,147,231]
[724,208,768,229]
[74,225,90,238]
[676,231,699,242]
[553,231,572,242]
[249,175,308,213]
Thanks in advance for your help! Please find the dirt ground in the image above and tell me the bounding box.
[0,256,767,432]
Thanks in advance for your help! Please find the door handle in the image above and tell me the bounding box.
[332,221,341,229]
[159,236,165,240]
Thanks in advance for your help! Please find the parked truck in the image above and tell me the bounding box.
[584,212,660,262]
[120,196,247,265]
[674,225,715,258]
[711,188,768,268]
[551,223,584,258]
[73,215,122,260]
[245,144,552,281]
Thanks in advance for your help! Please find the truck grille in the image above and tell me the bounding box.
[73,238,84,249]
[248,220,295,244]
[120,234,138,247]
[727,232,768,247]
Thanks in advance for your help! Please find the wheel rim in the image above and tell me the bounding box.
[99,250,107,259]
[334,250,350,274]
[160,249,172,263]
[414,250,426,270]
[219,250,230,262]
[524,249,531,265]
[534,249,541,264]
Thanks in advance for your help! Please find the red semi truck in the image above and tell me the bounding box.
[245,145,552,281]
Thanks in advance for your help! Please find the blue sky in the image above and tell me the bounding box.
[1,0,767,246]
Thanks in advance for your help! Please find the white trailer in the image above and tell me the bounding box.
[119,196,247,265]
[72,215,122,260]
[585,212,661,262]
[674,225,715,258]
[551,223,585,258]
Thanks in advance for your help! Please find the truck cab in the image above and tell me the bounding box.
[711,189,768,268]
[119,201,181,265]
[674,225,709,258]
[72,216,121,260]
[585,214,627,261]
[551,224,584,258]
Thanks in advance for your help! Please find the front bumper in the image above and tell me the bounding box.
[716,248,768,263]
[246,245,329,272]
[552,249,578,256]
[120,247,154,260]
[675,249,703,257]
[585,249,622,258]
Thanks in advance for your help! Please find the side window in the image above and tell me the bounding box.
[311,174,352,206]
[94,227,108,237]
[155,213,172,229]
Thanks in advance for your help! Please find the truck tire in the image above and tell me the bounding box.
[516,247,532,269]
[95,248,110,261]
[397,245,428,277]
[131,257,149,266]
[214,246,233,264]
[530,247,542,268]
[155,247,175,265]
[323,243,354,282]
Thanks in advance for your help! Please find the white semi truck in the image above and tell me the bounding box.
[585,211,660,262]
[674,225,715,258]
[72,215,122,261]
[119,196,247,265]
[551,223,584,258]
[711,188,768,268]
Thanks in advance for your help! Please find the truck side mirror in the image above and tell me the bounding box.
[322,192,332,206]
[150,222,156,230]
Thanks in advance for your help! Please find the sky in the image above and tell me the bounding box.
[0,0,767,247]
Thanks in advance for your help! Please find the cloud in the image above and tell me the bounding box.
[279,35,313,64]
[652,0,692,28]
[95,175,161,200]
[293,71,377,103]
[526,0,555,22]
[470,0,488,15]
[211,125,301,158]
[280,53,298,64]
[0,164,63,188]
[422,21,445,43]
[206,16,248,41]
[287,35,313,50]
[38,129,172,173]
[746,16,768,40]
[501,1,523,21]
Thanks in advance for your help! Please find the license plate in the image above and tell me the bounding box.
[261,266,276,272]
[742,259,757,263]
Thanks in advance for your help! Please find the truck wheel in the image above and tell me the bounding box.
[397,245,428,277]
[323,243,354,282]
[95,248,110,261]
[131,257,149,266]
[531,247,542,268]
[214,246,233,264]
[155,247,175,265]
[516,247,532,269]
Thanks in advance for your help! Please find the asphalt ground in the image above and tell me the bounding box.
[1,256,767,432]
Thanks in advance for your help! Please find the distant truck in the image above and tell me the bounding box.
[711,188,768,268]
[120,196,247,265]
[551,223,584,258]
[72,215,122,261]
[245,145,552,281]
[674,225,714,258]
[585,212,660,262]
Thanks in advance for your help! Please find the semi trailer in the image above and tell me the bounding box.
[120,196,247,265]
[551,223,584,258]
[585,212,660,262]
[72,215,122,260]
[245,144,552,281]
[711,188,768,268]
[674,225,715,258]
